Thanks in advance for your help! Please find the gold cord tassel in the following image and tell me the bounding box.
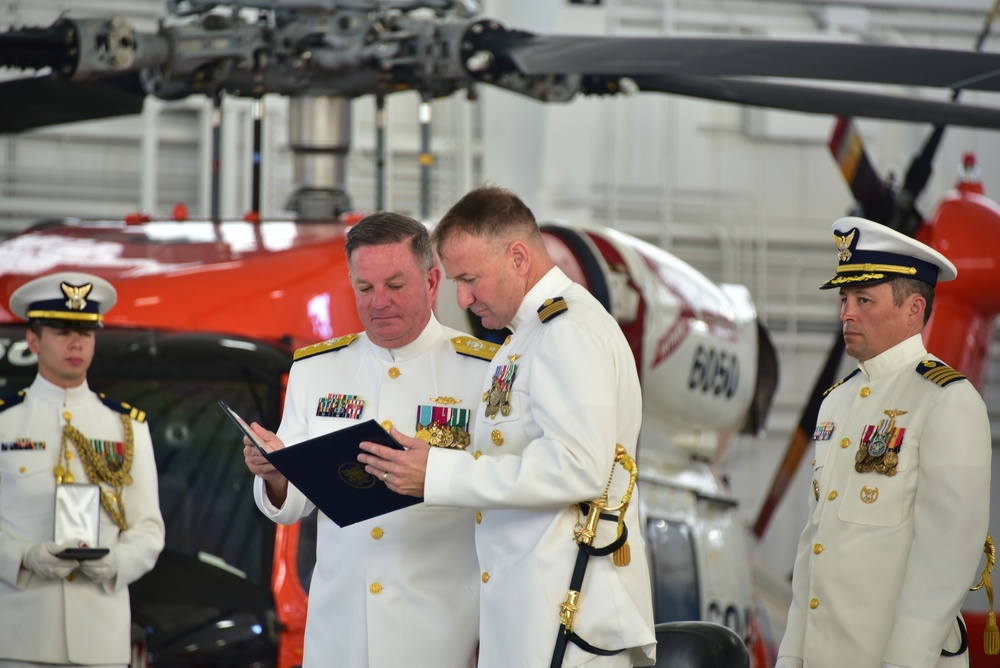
[607,444,637,568]
[612,514,631,567]
[971,535,998,656]
[62,413,134,531]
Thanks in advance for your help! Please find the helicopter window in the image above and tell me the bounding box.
[645,516,700,623]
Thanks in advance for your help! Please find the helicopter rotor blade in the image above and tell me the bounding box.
[494,33,1000,93]
[0,74,145,134]
[617,74,1000,132]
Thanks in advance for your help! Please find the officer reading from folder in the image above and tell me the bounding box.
[0,272,165,668]
[359,186,656,668]
[242,212,497,668]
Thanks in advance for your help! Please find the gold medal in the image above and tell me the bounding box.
[883,450,898,468]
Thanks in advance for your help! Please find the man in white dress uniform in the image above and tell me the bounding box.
[360,187,656,667]
[776,217,992,668]
[0,272,165,668]
[243,212,497,668]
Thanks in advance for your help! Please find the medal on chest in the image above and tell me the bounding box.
[415,404,471,449]
[58,409,134,530]
[855,409,907,476]
[482,360,518,419]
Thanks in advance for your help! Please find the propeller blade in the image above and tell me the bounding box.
[827,117,898,224]
[618,74,1000,131]
[501,34,1000,92]
[753,333,846,539]
[0,74,145,134]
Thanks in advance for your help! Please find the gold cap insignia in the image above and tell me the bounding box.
[61,282,93,312]
[834,229,856,263]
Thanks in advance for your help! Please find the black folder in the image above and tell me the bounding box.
[220,401,422,526]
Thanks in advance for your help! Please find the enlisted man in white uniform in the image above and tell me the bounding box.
[776,217,992,668]
[0,272,165,668]
[243,212,496,668]
[360,186,656,667]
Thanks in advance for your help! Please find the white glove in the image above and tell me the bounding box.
[23,542,79,580]
[78,549,118,584]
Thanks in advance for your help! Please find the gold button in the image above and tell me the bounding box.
[474,450,482,459]
[828,491,838,501]
[370,583,383,595]
[810,598,819,609]
[811,459,816,466]
[388,367,401,378]
[813,543,823,554]
[841,438,850,449]
[503,335,511,346]
[860,387,870,398]
[66,573,75,582]
[63,411,72,421]
[19,466,26,474]
[476,511,482,524]
[381,420,393,431]
[491,429,504,446]
[371,527,384,540]
[482,571,490,583]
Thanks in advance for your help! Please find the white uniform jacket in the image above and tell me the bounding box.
[777,334,991,668]
[0,375,165,665]
[425,267,656,668]
[254,316,493,668]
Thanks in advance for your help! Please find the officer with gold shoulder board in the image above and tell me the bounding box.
[776,218,992,668]
[242,213,496,668]
[0,272,165,668]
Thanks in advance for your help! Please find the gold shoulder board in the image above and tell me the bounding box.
[99,394,147,423]
[294,333,361,362]
[537,296,568,323]
[916,360,966,387]
[451,336,500,361]
[823,369,860,397]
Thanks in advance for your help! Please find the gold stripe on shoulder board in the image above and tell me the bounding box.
[99,394,147,423]
[451,336,500,361]
[537,296,568,323]
[916,360,966,387]
[294,333,360,362]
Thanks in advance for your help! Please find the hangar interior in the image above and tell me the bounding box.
[2,0,999,636]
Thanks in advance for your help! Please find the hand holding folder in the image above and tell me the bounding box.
[220,401,422,526]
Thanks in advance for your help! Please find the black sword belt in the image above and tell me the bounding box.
[550,444,637,668]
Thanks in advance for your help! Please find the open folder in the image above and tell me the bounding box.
[220,401,422,527]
